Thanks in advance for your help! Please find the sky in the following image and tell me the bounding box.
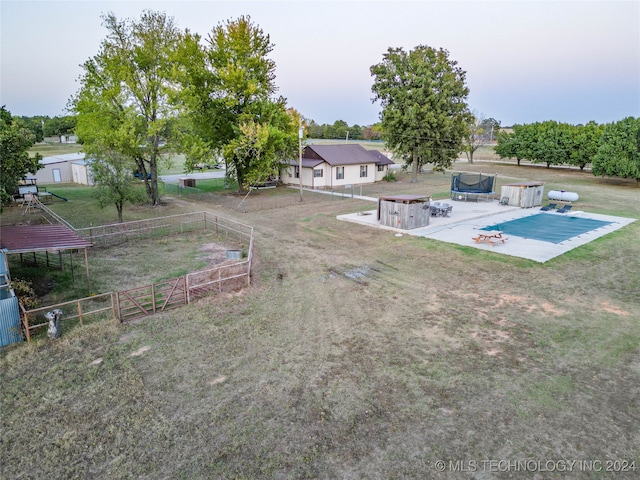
[1,0,638,127]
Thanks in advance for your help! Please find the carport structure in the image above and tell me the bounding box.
[0,225,93,293]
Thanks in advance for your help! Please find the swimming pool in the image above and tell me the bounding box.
[482,213,613,244]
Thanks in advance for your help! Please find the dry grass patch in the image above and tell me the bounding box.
[2,162,639,478]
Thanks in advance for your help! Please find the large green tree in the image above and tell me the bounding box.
[496,121,603,170]
[592,117,640,184]
[371,45,470,181]
[16,116,45,142]
[223,101,298,187]
[71,10,183,206]
[570,121,602,171]
[43,115,77,140]
[0,107,42,206]
[531,121,573,168]
[176,16,297,191]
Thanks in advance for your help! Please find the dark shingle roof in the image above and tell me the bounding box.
[367,149,394,165]
[305,144,394,166]
[283,158,325,168]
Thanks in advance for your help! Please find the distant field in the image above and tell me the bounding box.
[29,142,84,157]
[307,138,385,149]
[28,140,505,163]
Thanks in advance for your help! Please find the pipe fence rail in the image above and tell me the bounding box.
[18,212,254,341]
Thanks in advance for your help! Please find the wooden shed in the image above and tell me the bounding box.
[377,194,431,230]
[179,178,196,188]
[500,182,545,208]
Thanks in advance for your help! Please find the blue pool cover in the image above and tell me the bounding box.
[482,213,613,244]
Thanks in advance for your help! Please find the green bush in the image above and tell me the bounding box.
[382,170,397,182]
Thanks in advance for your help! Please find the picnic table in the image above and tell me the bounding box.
[472,232,508,246]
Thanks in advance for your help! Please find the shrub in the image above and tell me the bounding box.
[11,278,38,310]
[383,170,397,182]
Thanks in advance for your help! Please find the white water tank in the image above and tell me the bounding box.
[548,190,579,202]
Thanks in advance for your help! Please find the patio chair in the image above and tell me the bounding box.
[540,203,557,211]
[556,205,573,214]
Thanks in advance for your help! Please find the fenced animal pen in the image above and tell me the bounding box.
[15,212,254,342]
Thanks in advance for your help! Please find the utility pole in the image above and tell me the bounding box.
[299,120,303,202]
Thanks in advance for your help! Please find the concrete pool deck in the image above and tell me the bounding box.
[337,199,636,263]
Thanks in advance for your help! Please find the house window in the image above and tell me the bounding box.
[294,166,300,178]
[336,166,344,180]
[360,165,368,178]
[52,168,62,183]
[314,169,323,178]
[377,164,385,172]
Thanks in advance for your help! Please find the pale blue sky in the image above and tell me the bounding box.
[1,0,638,126]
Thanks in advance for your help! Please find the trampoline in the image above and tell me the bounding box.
[482,213,613,244]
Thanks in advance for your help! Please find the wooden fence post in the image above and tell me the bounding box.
[151,284,156,314]
[22,308,31,343]
[115,292,122,322]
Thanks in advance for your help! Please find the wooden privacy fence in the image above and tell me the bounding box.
[19,212,254,340]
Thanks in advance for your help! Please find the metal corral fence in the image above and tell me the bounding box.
[159,180,453,214]
[74,211,252,248]
[161,181,352,213]
[19,212,254,341]
[20,292,115,342]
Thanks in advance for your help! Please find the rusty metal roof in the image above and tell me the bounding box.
[0,225,92,254]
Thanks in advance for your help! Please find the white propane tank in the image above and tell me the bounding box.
[548,190,579,202]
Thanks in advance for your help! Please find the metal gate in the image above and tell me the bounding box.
[116,277,187,322]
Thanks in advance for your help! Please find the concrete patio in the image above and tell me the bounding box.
[337,198,635,263]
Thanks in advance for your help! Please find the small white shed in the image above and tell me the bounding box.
[30,153,93,185]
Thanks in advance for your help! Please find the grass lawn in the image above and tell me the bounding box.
[2,160,639,478]
[29,142,84,157]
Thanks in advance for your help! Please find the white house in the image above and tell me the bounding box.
[280,144,394,189]
[30,153,94,186]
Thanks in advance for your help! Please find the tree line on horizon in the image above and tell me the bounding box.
[13,114,383,142]
[495,118,640,183]
[9,115,76,142]
[2,9,638,213]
